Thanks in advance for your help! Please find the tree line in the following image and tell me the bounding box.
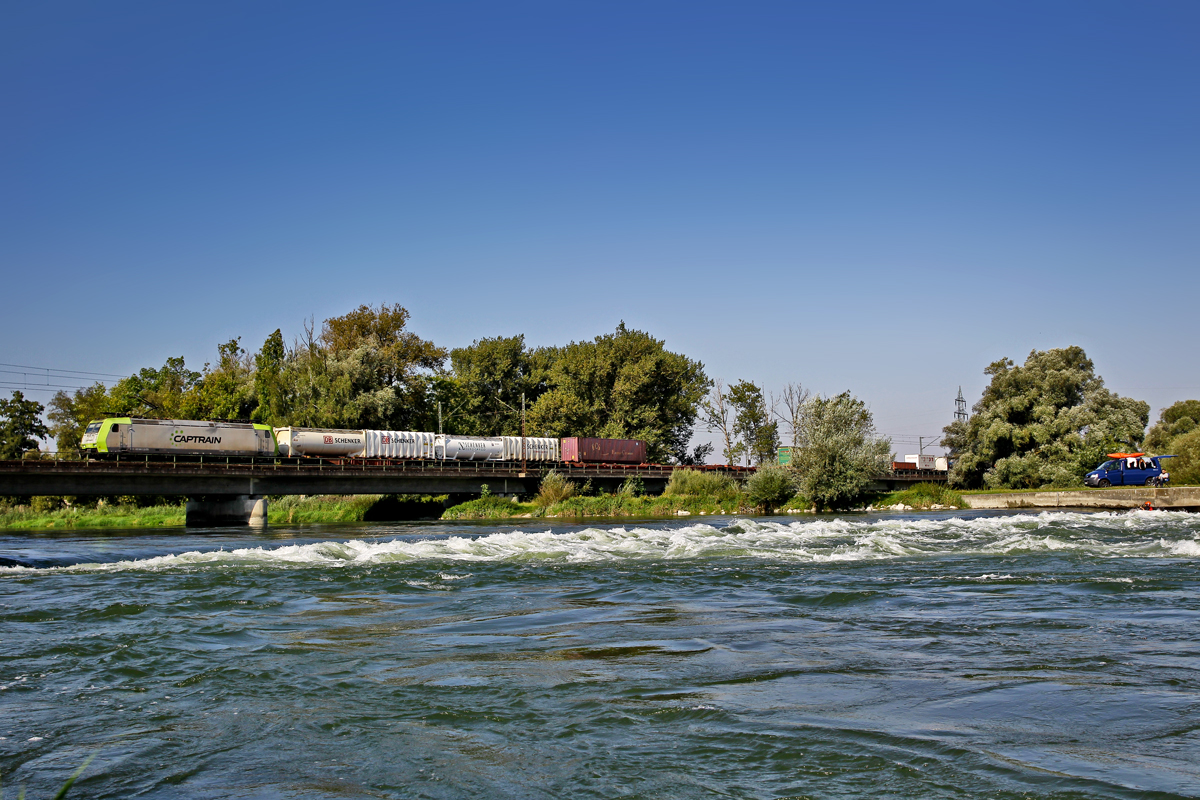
[4,309,1196,495]
[35,306,708,464]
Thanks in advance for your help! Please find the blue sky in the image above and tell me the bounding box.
[2,1,1197,453]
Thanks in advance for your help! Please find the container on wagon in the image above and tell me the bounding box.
[499,437,560,462]
[274,427,365,457]
[904,454,938,470]
[435,435,505,461]
[560,437,647,464]
[363,430,435,459]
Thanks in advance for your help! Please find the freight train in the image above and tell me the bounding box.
[78,418,648,464]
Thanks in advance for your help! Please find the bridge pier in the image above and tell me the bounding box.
[185,495,268,527]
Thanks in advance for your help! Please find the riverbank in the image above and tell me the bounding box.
[962,485,1200,510]
[0,494,449,529]
[0,482,977,529]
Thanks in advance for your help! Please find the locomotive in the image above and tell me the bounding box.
[79,418,646,464]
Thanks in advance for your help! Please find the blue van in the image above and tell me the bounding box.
[1084,454,1174,487]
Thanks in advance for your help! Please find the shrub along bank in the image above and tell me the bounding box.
[0,494,448,529]
[870,483,966,510]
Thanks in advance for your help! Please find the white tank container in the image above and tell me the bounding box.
[499,436,560,461]
[363,431,435,459]
[275,427,365,457]
[934,456,948,471]
[435,435,505,460]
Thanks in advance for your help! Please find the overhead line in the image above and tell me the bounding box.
[0,362,126,379]
[0,381,100,391]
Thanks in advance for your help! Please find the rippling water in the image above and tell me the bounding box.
[2,509,1199,799]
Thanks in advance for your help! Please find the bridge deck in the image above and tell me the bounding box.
[0,457,753,497]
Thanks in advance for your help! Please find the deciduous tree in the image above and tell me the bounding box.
[48,383,110,456]
[526,323,709,463]
[1145,400,1200,452]
[727,380,778,466]
[791,392,890,510]
[0,391,50,459]
[943,346,1149,489]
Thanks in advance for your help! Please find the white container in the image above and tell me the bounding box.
[275,427,365,457]
[435,435,505,461]
[499,436,560,461]
[935,457,948,471]
[904,454,937,470]
[363,430,435,459]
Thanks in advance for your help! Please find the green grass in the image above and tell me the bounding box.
[0,494,448,528]
[0,502,187,529]
[873,483,966,510]
[269,494,447,524]
[442,495,537,519]
[542,493,744,518]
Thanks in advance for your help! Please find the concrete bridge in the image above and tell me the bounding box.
[0,457,949,525]
[0,456,752,524]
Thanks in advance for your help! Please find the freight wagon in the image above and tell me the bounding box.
[560,437,647,464]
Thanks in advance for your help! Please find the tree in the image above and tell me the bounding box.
[790,392,891,510]
[1165,429,1200,485]
[252,328,289,424]
[773,382,810,453]
[1145,400,1200,451]
[0,391,50,459]
[526,323,709,463]
[447,335,549,435]
[671,440,714,466]
[727,379,778,466]
[700,379,737,465]
[943,346,1149,489]
[106,357,202,418]
[283,304,446,431]
[47,382,110,456]
[188,338,257,420]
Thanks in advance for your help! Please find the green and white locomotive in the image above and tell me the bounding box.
[79,418,276,457]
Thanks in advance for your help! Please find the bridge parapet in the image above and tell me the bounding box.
[0,457,752,498]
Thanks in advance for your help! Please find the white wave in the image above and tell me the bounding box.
[2,511,1198,574]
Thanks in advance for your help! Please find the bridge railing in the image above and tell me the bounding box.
[0,455,752,480]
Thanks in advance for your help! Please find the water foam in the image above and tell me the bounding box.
[2,510,1197,574]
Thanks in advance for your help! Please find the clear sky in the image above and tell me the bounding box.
[2,1,1197,454]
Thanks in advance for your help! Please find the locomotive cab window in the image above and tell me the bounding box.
[84,422,102,434]
[112,424,120,431]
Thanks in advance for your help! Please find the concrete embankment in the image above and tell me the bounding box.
[965,486,1200,511]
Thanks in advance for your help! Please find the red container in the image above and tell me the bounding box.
[891,461,917,471]
[560,437,648,463]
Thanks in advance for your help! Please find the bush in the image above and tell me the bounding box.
[744,466,799,512]
[618,476,645,497]
[663,469,737,498]
[875,482,965,510]
[535,471,578,508]
[30,495,63,513]
[1166,429,1200,485]
[442,495,525,520]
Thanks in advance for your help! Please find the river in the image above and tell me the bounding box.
[2,509,1199,799]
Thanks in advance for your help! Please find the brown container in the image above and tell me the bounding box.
[561,437,648,463]
[891,461,917,471]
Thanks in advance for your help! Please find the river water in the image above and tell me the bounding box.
[2,509,1199,799]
